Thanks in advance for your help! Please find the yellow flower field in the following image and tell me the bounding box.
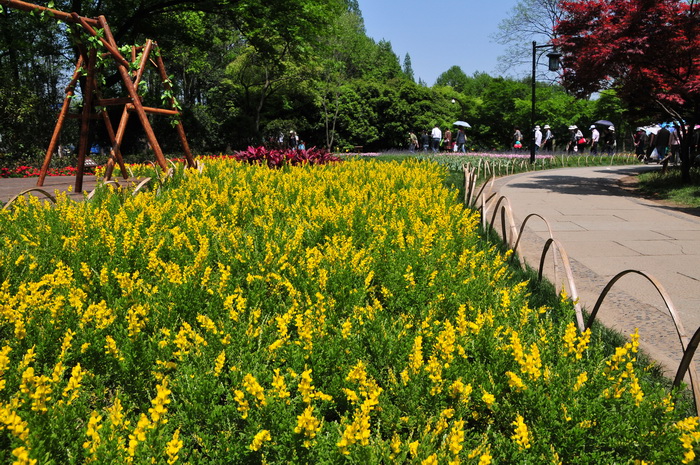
[0,158,697,463]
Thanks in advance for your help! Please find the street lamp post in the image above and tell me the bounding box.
[530,41,562,163]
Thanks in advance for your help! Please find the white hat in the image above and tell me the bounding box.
[609,126,615,131]
[544,125,550,129]
[590,125,596,129]
[534,125,540,130]
[568,125,578,130]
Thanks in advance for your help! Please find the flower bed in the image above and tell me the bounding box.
[0,158,695,464]
[0,165,96,178]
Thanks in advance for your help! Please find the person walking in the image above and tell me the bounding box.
[421,131,430,152]
[431,125,442,153]
[602,126,616,156]
[444,128,452,152]
[590,125,600,155]
[567,125,582,154]
[542,125,554,151]
[534,125,542,152]
[289,131,299,150]
[574,126,586,153]
[670,124,681,164]
[634,128,648,161]
[513,126,523,152]
[656,124,672,172]
[455,128,467,153]
[408,131,418,153]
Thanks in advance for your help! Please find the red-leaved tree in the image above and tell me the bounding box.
[554,0,699,181]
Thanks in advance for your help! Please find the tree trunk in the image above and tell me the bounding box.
[680,105,698,184]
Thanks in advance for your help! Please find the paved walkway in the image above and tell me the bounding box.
[491,165,700,377]
[0,175,101,205]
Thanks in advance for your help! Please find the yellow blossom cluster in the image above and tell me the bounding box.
[0,158,694,463]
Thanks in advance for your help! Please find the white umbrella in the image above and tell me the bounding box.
[643,125,661,135]
[454,121,471,128]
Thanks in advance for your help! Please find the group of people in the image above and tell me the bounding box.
[409,125,468,153]
[513,124,616,155]
[513,125,555,152]
[566,124,616,155]
[634,123,682,170]
[274,131,306,150]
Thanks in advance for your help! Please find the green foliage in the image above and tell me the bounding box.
[435,66,470,93]
[0,0,624,158]
[0,159,694,463]
[636,167,700,208]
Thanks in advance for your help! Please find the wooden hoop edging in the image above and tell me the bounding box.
[539,238,584,331]
[86,180,121,200]
[511,213,556,271]
[485,196,518,247]
[675,326,700,410]
[469,174,494,209]
[3,188,57,210]
[132,177,154,195]
[586,269,700,414]
[479,191,499,230]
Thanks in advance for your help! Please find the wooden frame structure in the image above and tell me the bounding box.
[0,0,196,192]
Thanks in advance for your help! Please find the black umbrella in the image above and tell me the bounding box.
[594,120,614,127]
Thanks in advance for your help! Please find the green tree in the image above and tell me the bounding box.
[435,66,469,93]
[492,0,563,77]
[403,53,415,83]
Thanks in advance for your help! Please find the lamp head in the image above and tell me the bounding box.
[546,50,562,72]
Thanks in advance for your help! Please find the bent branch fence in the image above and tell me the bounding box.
[464,163,700,414]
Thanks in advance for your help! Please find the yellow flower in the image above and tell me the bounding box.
[573,372,588,392]
[511,414,532,449]
[481,390,495,408]
[213,351,226,377]
[447,420,465,455]
[166,429,184,464]
[478,451,492,465]
[83,410,103,455]
[233,390,250,418]
[390,433,402,459]
[104,336,125,361]
[249,429,271,452]
[148,379,172,424]
[128,413,151,459]
[62,364,86,405]
[11,446,36,465]
[506,371,527,392]
[295,404,322,447]
[272,368,290,399]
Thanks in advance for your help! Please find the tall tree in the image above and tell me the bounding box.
[435,66,469,93]
[492,0,564,77]
[554,0,699,181]
[403,53,415,82]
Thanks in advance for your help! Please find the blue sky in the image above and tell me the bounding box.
[356,0,524,85]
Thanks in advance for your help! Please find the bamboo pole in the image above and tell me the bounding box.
[95,15,168,172]
[154,50,195,168]
[37,56,84,187]
[103,40,154,180]
[75,49,97,193]
[0,0,99,26]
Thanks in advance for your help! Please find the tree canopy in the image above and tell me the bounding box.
[554,0,699,179]
[0,0,633,159]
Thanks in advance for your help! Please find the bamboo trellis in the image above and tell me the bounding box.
[0,0,196,192]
